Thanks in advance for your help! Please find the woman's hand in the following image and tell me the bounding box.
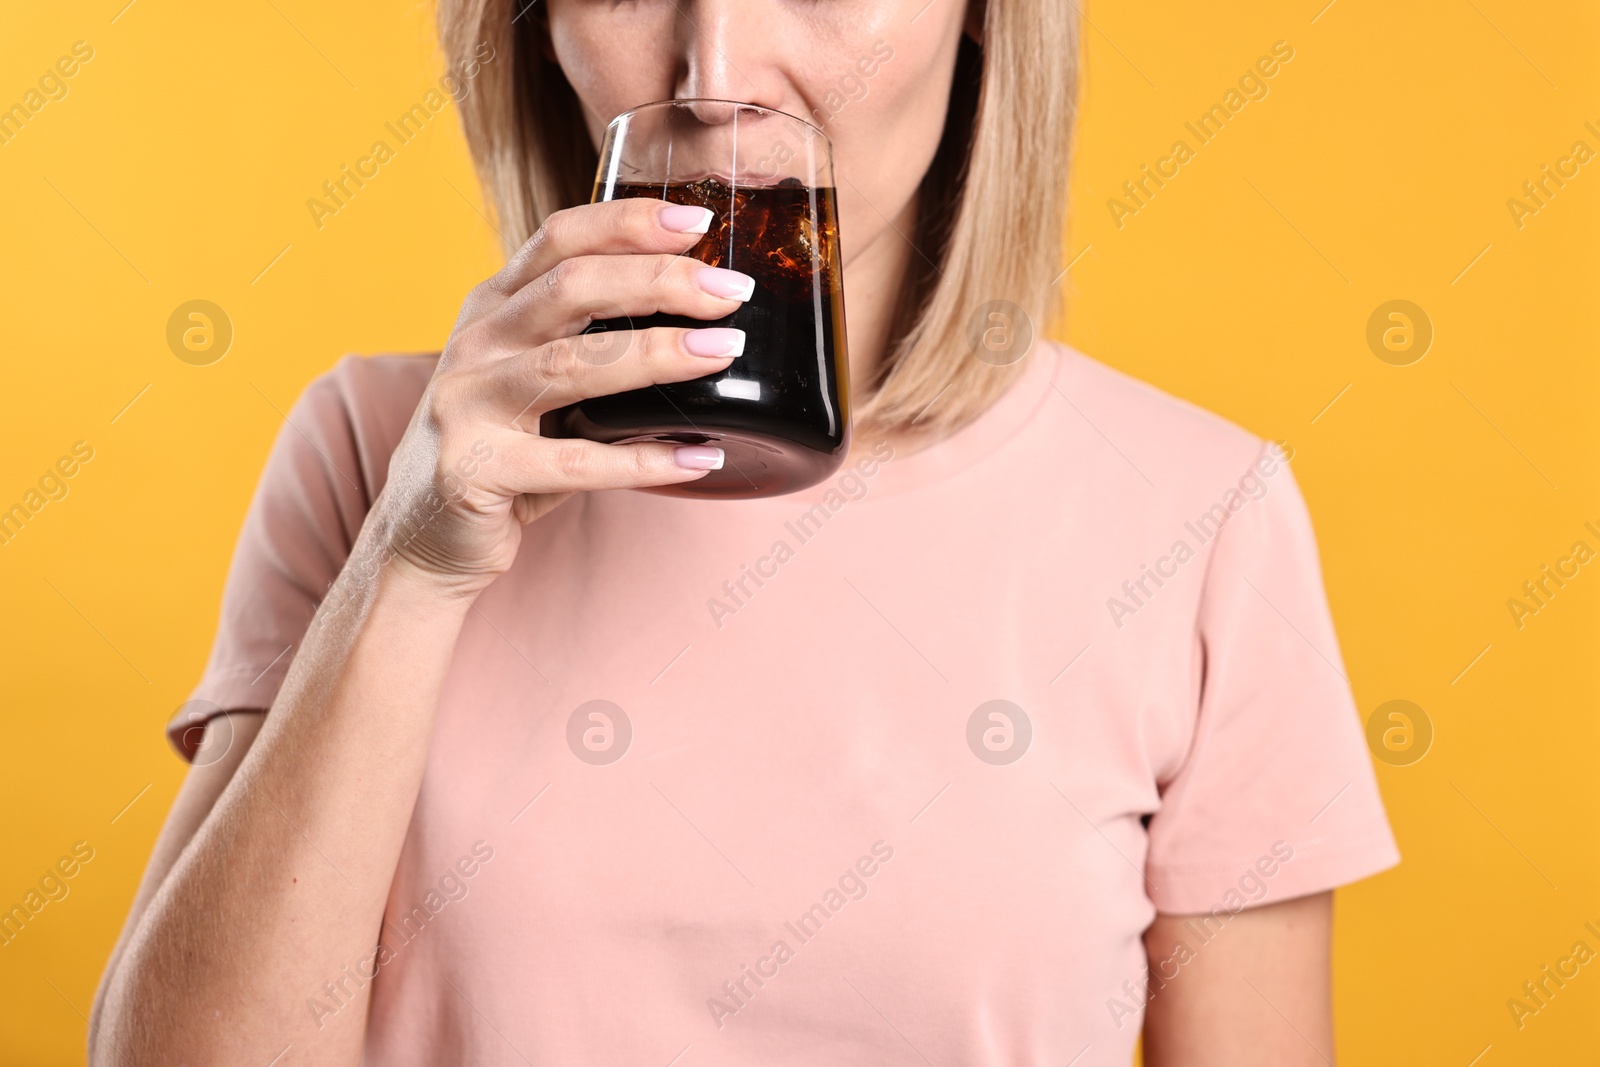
[373,197,752,592]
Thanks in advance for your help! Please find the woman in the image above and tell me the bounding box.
[91,1,1398,1063]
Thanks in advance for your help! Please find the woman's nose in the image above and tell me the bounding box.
[673,0,787,109]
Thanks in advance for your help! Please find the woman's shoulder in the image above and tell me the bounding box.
[289,352,438,506]
[306,351,437,420]
[1048,343,1277,487]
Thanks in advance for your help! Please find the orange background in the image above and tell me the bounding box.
[0,1,1595,1063]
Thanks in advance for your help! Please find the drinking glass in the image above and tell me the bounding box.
[540,99,851,499]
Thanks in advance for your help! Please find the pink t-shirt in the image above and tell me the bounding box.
[174,341,1398,1065]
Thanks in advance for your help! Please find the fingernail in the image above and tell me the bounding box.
[674,445,724,470]
[660,204,713,234]
[697,266,756,301]
[683,328,745,358]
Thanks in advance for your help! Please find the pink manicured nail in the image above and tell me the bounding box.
[696,266,756,301]
[674,445,724,470]
[683,328,746,358]
[660,204,713,234]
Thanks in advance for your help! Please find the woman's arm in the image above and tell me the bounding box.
[90,195,754,1065]
[1141,892,1334,1067]
[88,710,265,1060]
[91,561,476,1064]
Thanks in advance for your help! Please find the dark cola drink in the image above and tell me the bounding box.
[540,177,850,499]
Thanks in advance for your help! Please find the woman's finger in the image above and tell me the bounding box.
[487,198,715,297]
[484,325,746,419]
[481,430,725,496]
[491,252,754,346]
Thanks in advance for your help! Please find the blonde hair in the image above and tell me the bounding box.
[439,1,1077,439]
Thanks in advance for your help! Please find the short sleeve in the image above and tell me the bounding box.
[1144,446,1400,913]
[166,356,429,760]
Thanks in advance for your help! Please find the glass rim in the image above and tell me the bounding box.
[607,97,833,150]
